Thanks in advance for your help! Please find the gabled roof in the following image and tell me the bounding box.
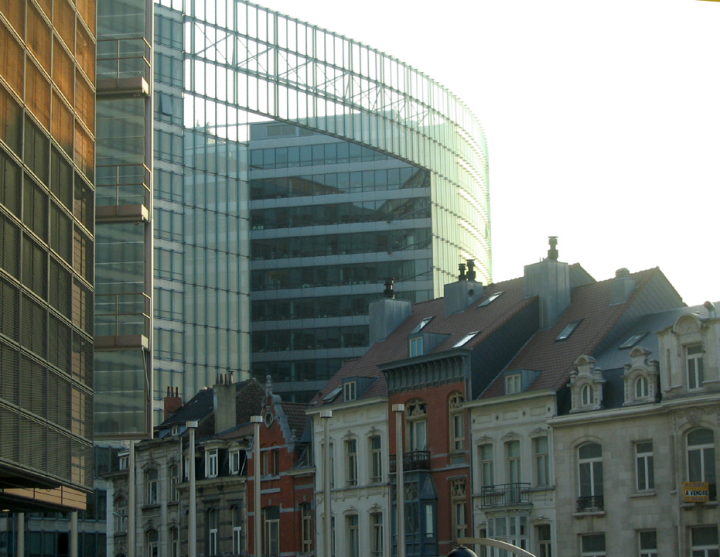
[480,268,684,398]
[311,275,537,407]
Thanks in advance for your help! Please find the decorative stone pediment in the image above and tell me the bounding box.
[529,427,548,438]
[477,435,492,444]
[674,314,702,336]
[568,355,605,413]
[501,430,518,441]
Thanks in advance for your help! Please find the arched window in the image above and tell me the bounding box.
[449,392,465,452]
[688,428,716,500]
[635,376,649,399]
[577,443,603,511]
[406,400,428,452]
[581,384,592,406]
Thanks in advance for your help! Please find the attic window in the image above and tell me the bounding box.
[556,320,582,341]
[619,332,647,349]
[453,331,479,348]
[344,381,357,402]
[409,337,423,357]
[171,426,179,436]
[411,317,433,334]
[323,386,342,402]
[478,291,504,308]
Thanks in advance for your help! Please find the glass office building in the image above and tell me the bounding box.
[96,0,490,424]
[0,0,95,508]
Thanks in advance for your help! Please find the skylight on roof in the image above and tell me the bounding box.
[411,317,433,334]
[478,291,504,308]
[454,331,479,348]
[323,387,342,402]
[619,332,647,349]
[556,320,582,341]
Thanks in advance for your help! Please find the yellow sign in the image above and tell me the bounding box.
[683,481,710,503]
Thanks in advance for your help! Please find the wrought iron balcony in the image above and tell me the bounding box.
[576,495,604,512]
[389,450,431,473]
[480,483,531,507]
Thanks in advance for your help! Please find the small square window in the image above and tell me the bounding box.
[478,291,503,308]
[505,374,521,395]
[411,317,433,333]
[454,331,479,348]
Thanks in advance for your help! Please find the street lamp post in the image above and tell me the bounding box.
[320,410,333,557]
[392,404,405,557]
[251,415,263,557]
[186,421,198,557]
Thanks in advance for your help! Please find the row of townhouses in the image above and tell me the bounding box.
[102,242,719,557]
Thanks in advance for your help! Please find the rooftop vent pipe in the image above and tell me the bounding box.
[704,301,716,319]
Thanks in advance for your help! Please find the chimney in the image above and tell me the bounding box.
[704,301,716,319]
[524,237,571,328]
[610,268,636,304]
[213,373,237,434]
[444,260,484,316]
[163,386,182,420]
[369,278,412,345]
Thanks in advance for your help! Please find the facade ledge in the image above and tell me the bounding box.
[141,504,160,511]
[573,510,606,518]
[681,501,718,510]
[629,491,656,499]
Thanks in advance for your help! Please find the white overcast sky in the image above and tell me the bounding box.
[256,0,720,307]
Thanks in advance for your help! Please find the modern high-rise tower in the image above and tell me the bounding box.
[95,0,490,428]
[0,0,95,510]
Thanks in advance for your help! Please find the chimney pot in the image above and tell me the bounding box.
[615,268,630,278]
[458,263,467,281]
[466,259,476,282]
[383,277,396,299]
[547,236,559,261]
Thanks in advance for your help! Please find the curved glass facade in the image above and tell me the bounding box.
[149,0,491,399]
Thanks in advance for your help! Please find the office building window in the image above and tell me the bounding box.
[232,505,243,555]
[638,530,657,557]
[449,392,465,452]
[479,444,494,487]
[301,503,312,554]
[147,530,158,557]
[535,436,549,487]
[346,439,358,486]
[370,436,382,483]
[207,508,218,556]
[506,440,521,483]
[578,443,603,511]
[145,469,158,505]
[347,515,359,557]
[635,441,654,492]
[205,449,218,478]
[451,479,467,540]
[691,526,718,557]
[537,524,552,557]
[371,512,383,557]
[581,533,605,557]
[406,399,428,452]
[687,344,704,390]
[687,428,716,500]
[264,506,280,557]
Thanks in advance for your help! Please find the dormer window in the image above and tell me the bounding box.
[453,331,479,348]
[229,449,241,475]
[568,355,605,413]
[557,320,582,341]
[205,449,218,478]
[119,455,128,470]
[505,374,521,395]
[344,381,357,402]
[635,376,649,398]
[478,291,503,308]
[410,337,423,357]
[581,384,592,406]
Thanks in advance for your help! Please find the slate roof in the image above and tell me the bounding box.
[161,387,215,426]
[480,268,681,399]
[280,402,311,436]
[311,276,537,407]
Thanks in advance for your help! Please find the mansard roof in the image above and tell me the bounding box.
[480,267,684,399]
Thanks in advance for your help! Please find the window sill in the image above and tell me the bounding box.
[528,485,555,492]
[167,501,179,507]
[141,504,161,511]
[629,491,656,499]
[681,501,718,510]
[573,510,605,518]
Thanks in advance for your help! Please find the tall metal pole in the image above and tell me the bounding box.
[187,421,198,557]
[128,441,135,557]
[251,415,263,557]
[392,404,405,557]
[70,512,78,557]
[320,410,333,557]
[16,513,24,557]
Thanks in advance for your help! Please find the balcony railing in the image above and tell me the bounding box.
[576,495,604,512]
[480,483,531,507]
[389,450,431,473]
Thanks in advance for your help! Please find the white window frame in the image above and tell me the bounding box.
[147,530,159,557]
[114,498,127,533]
[347,514,359,557]
[506,440,521,484]
[580,533,606,557]
[232,505,243,555]
[505,374,521,395]
[687,428,716,490]
[344,381,357,402]
[205,449,218,478]
[208,508,218,556]
[371,512,383,557]
[145,469,158,505]
[406,400,428,452]
[229,449,241,475]
[301,503,312,554]
[638,530,657,557]
[687,344,704,390]
[578,443,603,509]
[535,436,549,487]
[581,384,592,406]
[479,444,494,487]
[691,526,719,557]
[346,439,358,486]
[449,392,465,452]
[635,441,654,492]
[536,524,552,557]
[370,436,382,483]
[451,479,467,540]
[635,375,649,399]
[409,337,422,357]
